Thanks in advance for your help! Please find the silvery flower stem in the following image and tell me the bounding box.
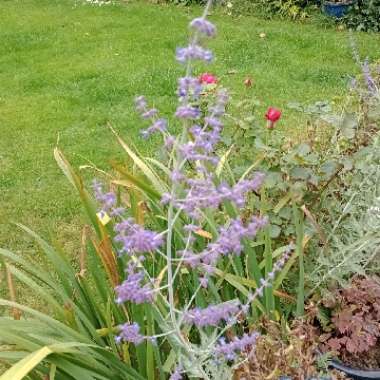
[177,284,203,327]
[172,230,194,282]
[207,245,293,350]
[166,0,213,336]
[166,203,179,330]
[165,1,219,375]
[151,330,177,339]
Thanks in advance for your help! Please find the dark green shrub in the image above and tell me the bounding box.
[158,0,206,4]
[219,0,311,19]
[159,0,310,20]
[344,0,380,32]
[251,0,309,19]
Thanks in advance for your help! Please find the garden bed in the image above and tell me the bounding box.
[0,1,379,379]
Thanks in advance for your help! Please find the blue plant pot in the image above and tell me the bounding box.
[278,360,380,380]
[278,377,331,380]
[329,360,380,380]
[323,1,352,18]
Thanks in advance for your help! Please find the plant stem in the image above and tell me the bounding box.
[262,190,274,318]
[264,225,275,318]
[293,202,305,317]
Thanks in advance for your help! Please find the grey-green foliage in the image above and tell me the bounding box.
[308,133,380,293]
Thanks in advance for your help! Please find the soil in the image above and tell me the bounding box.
[330,369,349,379]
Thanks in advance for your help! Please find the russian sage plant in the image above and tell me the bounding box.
[93,2,293,378]
[350,34,380,102]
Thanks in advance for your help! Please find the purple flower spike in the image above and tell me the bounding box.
[114,218,163,255]
[200,276,208,288]
[247,244,293,304]
[164,135,175,150]
[178,76,202,99]
[116,322,145,345]
[205,117,223,129]
[176,45,213,64]
[209,88,229,116]
[169,366,183,380]
[362,58,378,95]
[115,262,154,304]
[182,216,267,269]
[92,180,117,212]
[214,332,260,361]
[135,95,147,112]
[172,173,265,221]
[190,18,216,37]
[210,216,266,258]
[142,108,158,120]
[141,118,168,139]
[183,301,241,327]
[171,170,185,183]
[175,105,200,119]
[161,192,172,205]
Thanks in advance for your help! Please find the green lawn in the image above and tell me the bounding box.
[1,0,380,256]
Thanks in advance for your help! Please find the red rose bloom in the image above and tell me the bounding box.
[265,107,282,129]
[199,73,218,84]
[265,107,282,122]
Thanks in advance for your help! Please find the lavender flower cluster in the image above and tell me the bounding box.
[183,300,241,327]
[181,216,268,270]
[181,245,293,331]
[115,261,154,304]
[169,366,183,380]
[135,95,168,139]
[92,181,159,305]
[93,180,117,212]
[116,322,145,345]
[214,332,259,361]
[163,173,265,220]
[114,218,163,255]
[93,181,163,256]
[176,18,216,65]
[350,34,379,99]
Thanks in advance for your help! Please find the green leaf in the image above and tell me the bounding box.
[7,265,65,320]
[0,346,54,380]
[216,145,234,177]
[269,224,281,238]
[290,166,311,180]
[320,114,341,126]
[273,193,292,214]
[341,112,357,139]
[320,160,338,178]
[0,343,91,380]
[368,103,380,120]
[111,164,161,200]
[49,364,57,380]
[54,147,103,237]
[295,143,311,157]
[0,300,90,343]
[109,126,168,194]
